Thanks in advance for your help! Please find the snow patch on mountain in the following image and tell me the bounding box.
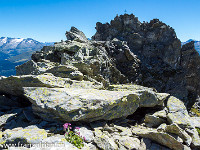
[0,37,54,76]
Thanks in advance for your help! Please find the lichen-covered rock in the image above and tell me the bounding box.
[167,96,191,128]
[145,114,166,128]
[131,126,185,150]
[23,87,168,122]
[3,126,48,145]
[144,108,167,127]
[108,84,155,92]
[16,60,84,81]
[113,135,141,150]
[165,123,192,146]
[17,29,148,87]
[81,143,98,150]
[0,73,103,96]
[190,117,200,128]
[185,127,200,149]
[94,129,118,150]
[166,97,200,148]
[74,127,94,143]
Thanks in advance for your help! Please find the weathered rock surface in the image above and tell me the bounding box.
[132,126,185,150]
[23,86,168,122]
[144,109,167,127]
[0,73,103,96]
[167,96,192,128]
[74,127,94,143]
[3,126,48,145]
[94,129,119,150]
[17,33,132,86]
[190,117,200,128]
[165,123,192,146]
[93,14,200,108]
[66,26,88,43]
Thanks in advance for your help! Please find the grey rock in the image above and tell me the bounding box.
[157,123,167,132]
[145,114,166,128]
[81,143,98,150]
[190,117,200,128]
[93,14,200,107]
[132,126,185,150]
[167,96,192,128]
[74,127,94,143]
[66,26,88,43]
[24,87,168,122]
[0,113,17,127]
[114,135,141,150]
[42,134,78,149]
[185,127,200,148]
[144,109,167,127]
[3,126,48,145]
[0,73,103,96]
[94,129,118,150]
[165,123,192,146]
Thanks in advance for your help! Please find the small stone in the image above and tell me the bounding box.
[74,127,94,143]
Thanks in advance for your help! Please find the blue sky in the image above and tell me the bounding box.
[0,0,199,42]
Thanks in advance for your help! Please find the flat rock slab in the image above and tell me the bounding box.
[0,74,102,96]
[24,87,169,122]
[131,126,185,150]
[3,126,48,145]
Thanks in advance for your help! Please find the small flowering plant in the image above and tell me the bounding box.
[63,123,85,148]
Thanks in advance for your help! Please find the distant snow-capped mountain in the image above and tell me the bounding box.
[182,39,200,54]
[0,37,51,56]
[0,37,54,76]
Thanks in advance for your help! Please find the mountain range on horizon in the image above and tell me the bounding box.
[0,37,54,76]
[0,36,199,77]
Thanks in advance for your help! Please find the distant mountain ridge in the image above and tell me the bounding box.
[0,37,54,76]
[182,39,200,54]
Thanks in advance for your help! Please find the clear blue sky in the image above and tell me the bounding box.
[0,0,199,42]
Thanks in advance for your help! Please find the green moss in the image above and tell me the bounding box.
[196,127,200,135]
[190,107,200,117]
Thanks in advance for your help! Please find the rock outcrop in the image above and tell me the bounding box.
[93,14,200,108]
[0,14,200,149]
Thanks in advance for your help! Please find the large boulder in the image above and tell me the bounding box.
[23,86,169,122]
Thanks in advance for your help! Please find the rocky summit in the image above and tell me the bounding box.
[0,14,200,150]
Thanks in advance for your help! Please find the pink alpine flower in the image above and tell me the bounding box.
[63,123,69,129]
[63,123,72,132]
